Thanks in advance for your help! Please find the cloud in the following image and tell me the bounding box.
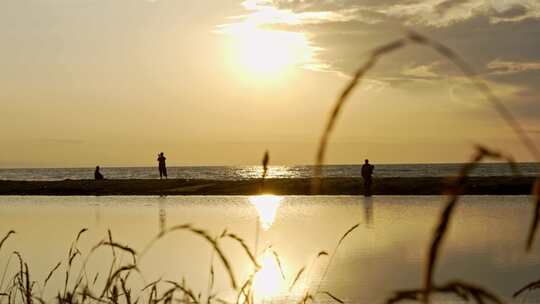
[490,3,538,23]
[253,0,540,26]
[401,62,442,79]
[230,0,540,72]
[492,3,528,18]
[487,59,540,75]
[434,0,470,15]
[222,0,540,120]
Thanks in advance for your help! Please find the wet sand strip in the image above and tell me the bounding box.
[0,176,535,195]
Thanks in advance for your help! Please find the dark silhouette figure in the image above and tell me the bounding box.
[157,152,167,179]
[94,166,104,180]
[361,159,374,196]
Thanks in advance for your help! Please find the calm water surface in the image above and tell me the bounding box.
[0,195,539,303]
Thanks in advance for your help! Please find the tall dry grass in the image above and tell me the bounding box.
[0,226,258,304]
[385,145,515,304]
[0,207,358,304]
[311,31,540,303]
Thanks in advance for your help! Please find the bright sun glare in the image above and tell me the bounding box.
[220,1,317,78]
[234,28,314,75]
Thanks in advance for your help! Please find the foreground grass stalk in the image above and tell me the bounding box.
[313,32,539,190]
[315,223,359,296]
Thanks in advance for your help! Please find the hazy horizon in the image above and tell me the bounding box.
[1,160,538,170]
[2,0,540,167]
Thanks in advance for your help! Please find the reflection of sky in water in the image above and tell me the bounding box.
[1,196,540,303]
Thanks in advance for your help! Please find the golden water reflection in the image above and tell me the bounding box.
[0,196,537,303]
[252,250,287,301]
[249,195,283,230]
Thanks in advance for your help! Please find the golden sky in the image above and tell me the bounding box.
[1,0,539,167]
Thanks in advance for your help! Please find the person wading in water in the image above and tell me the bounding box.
[157,152,167,179]
[361,159,374,196]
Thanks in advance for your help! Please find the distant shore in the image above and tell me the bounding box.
[0,176,535,195]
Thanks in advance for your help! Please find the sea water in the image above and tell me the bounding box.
[0,163,538,181]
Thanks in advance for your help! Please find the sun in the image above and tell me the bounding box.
[222,24,316,78]
[238,28,312,74]
[217,0,321,79]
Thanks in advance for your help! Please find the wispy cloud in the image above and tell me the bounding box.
[261,0,540,26]
[401,62,442,79]
[487,59,540,75]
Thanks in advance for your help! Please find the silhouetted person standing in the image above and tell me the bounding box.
[361,159,374,196]
[157,152,167,179]
[94,166,104,180]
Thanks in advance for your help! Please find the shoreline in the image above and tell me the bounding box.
[0,176,535,195]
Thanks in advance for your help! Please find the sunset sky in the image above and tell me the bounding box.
[1,0,539,167]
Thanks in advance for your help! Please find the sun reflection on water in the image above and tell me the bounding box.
[236,165,301,179]
[249,195,283,230]
[252,250,287,302]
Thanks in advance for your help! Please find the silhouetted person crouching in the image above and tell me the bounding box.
[361,159,374,196]
[157,152,167,179]
[94,166,104,180]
